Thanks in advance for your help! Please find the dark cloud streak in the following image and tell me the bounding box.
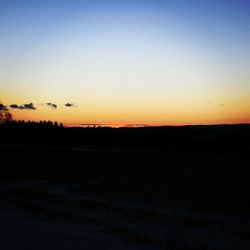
[65,103,74,107]
[21,103,36,110]
[10,104,19,109]
[9,103,36,110]
[46,103,57,109]
[0,104,8,110]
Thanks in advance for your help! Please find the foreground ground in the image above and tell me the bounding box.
[0,204,156,250]
[0,144,250,249]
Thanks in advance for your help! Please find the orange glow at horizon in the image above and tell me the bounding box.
[7,98,250,127]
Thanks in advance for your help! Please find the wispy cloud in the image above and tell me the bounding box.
[46,102,57,109]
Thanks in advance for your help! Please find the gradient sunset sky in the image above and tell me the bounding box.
[1,0,250,126]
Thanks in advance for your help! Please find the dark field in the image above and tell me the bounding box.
[1,144,250,210]
[0,122,250,250]
[0,125,250,249]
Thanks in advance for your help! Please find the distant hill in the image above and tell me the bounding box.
[0,122,249,153]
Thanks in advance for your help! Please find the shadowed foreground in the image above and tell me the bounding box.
[0,142,250,249]
[0,205,156,250]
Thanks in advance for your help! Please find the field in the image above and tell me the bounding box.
[1,143,250,249]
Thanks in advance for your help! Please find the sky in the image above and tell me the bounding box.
[1,0,250,126]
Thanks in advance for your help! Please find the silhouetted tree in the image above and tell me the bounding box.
[0,102,12,124]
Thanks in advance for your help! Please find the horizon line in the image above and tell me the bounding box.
[64,122,250,128]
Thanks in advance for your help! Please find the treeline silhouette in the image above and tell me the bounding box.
[0,120,250,153]
[1,120,64,129]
